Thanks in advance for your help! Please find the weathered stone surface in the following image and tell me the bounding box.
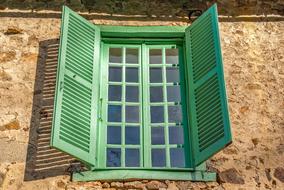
[0,119,20,131]
[57,180,66,189]
[102,182,110,188]
[4,27,23,35]
[124,181,145,189]
[218,168,245,184]
[274,167,284,183]
[146,181,167,189]
[0,171,5,187]
[166,181,178,190]
[0,51,16,63]
[110,182,123,188]
[0,1,283,190]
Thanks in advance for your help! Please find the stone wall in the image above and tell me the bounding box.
[0,1,284,190]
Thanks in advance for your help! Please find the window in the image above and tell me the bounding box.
[99,44,188,168]
[51,4,232,181]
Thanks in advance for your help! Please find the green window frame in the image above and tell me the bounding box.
[51,4,232,181]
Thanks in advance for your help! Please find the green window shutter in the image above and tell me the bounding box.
[51,6,100,166]
[185,4,232,167]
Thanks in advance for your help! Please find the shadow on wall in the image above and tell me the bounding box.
[24,39,82,181]
[0,0,283,22]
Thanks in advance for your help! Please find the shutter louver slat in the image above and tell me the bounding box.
[185,4,232,167]
[51,6,100,166]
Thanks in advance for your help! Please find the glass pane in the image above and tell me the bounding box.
[126,86,139,102]
[109,67,122,82]
[166,49,179,65]
[126,48,138,64]
[125,126,140,145]
[167,86,181,102]
[151,127,165,145]
[109,48,122,63]
[169,126,184,144]
[125,149,140,167]
[170,148,185,167]
[108,105,121,122]
[126,68,139,83]
[152,149,166,167]
[107,126,121,144]
[150,86,163,102]
[150,68,163,83]
[125,106,139,123]
[107,148,121,167]
[108,85,122,101]
[151,106,164,123]
[150,49,162,64]
[166,67,180,83]
[168,106,182,123]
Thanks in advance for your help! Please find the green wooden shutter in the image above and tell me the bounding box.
[185,4,232,167]
[51,6,100,166]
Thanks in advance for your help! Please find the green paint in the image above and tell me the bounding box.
[73,169,216,181]
[184,4,232,167]
[51,5,100,166]
[51,4,232,181]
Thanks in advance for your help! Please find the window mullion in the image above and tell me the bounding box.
[162,47,170,168]
[141,44,151,168]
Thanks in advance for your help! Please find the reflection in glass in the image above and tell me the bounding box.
[166,49,179,65]
[151,127,165,145]
[126,48,139,64]
[107,126,121,144]
[108,85,122,101]
[169,126,184,144]
[170,148,185,167]
[109,48,122,63]
[150,106,164,123]
[109,67,122,82]
[167,86,181,102]
[125,106,140,123]
[168,106,182,123]
[150,86,163,102]
[125,149,140,167]
[152,149,166,167]
[126,86,139,102]
[108,105,121,122]
[150,49,162,64]
[166,67,180,83]
[107,148,121,167]
[125,127,140,144]
[126,67,139,82]
[150,67,163,83]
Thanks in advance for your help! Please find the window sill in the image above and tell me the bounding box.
[72,169,216,181]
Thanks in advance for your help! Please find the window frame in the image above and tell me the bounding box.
[97,42,192,170]
[90,26,202,172]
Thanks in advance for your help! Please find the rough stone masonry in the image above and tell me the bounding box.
[0,0,283,190]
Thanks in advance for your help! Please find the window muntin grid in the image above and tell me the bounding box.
[98,43,189,169]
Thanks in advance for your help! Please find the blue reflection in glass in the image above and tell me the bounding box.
[125,149,140,167]
[108,105,121,122]
[170,148,185,167]
[168,106,182,123]
[169,126,184,144]
[107,148,121,167]
[151,127,165,145]
[125,127,140,145]
[151,106,164,123]
[107,126,121,144]
[152,149,166,167]
[167,86,181,102]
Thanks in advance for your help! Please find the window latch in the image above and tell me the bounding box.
[99,98,103,121]
[60,81,64,91]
